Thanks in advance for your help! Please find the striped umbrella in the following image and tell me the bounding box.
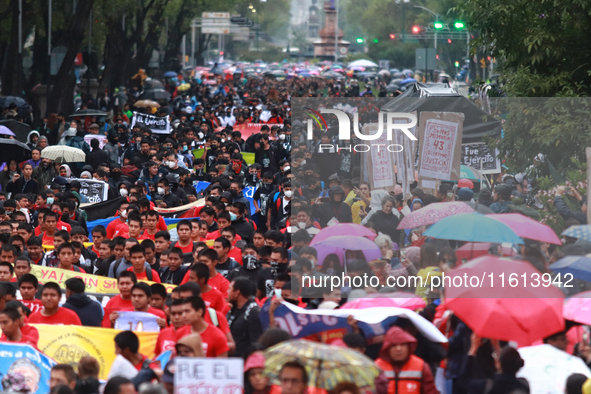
[264,340,380,390]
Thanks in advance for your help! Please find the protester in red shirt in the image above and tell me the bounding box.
[126,244,161,283]
[105,271,137,328]
[18,274,43,314]
[155,299,187,355]
[119,283,167,329]
[106,201,130,239]
[56,243,86,273]
[126,216,145,240]
[181,248,229,298]
[40,210,59,246]
[176,296,229,357]
[142,210,160,241]
[114,330,159,371]
[0,307,37,347]
[28,282,82,326]
[221,227,243,265]
[188,263,227,313]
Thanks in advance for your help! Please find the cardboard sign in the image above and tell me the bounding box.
[364,123,396,192]
[115,311,160,332]
[175,358,243,394]
[132,111,171,134]
[417,112,464,193]
[74,178,109,203]
[461,143,501,174]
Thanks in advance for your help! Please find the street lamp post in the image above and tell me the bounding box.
[334,0,339,63]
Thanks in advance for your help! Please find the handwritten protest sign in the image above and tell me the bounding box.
[132,111,170,134]
[115,311,160,332]
[461,143,501,174]
[84,134,107,149]
[175,358,243,394]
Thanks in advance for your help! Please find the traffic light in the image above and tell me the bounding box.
[412,26,421,34]
[220,51,224,56]
[448,39,452,43]
[433,22,444,30]
[389,33,396,39]
[455,61,460,67]
[454,21,465,29]
[373,38,379,43]
[356,37,364,43]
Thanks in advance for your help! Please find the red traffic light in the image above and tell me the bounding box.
[447,39,452,44]
[412,26,421,34]
[389,33,396,39]
[220,51,224,55]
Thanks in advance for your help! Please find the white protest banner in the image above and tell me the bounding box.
[74,178,109,203]
[132,111,170,135]
[84,134,107,149]
[175,358,243,394]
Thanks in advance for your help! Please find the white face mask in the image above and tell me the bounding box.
[157,187,165,195]
[284,166,291,172]
[297,222,306,229]
[68,127,77,134]
[198,132,204,139]
[119,188,128,197]
[284,190,293,198]
[300,160,306,166]
[279,134,286,141]
[167,161,176,169]
[120,209,127,219]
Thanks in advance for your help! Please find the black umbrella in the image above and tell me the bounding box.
[386,84,401,93]
[0,138,32,162]
[138,89,171,101]
[144,78,164,89]
[0,119,32,143]
[69,109,108,118]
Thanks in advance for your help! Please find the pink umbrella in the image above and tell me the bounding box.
[455,242,516,263]
[308,70,320,76]
[488,213,562,245]
[310,223,377,246]
[397,202,474,230]
[563,291,591,325]
[341,292,426,310]
[313,235,382,267]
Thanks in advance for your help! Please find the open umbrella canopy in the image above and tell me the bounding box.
[312,235,382,268]
[562,225,591,242]
[517,344,591,394]
[0,119,31,142]
[399,78,418,85]
[563,291,591,325]
[548,255,591,282]
[341,292,426,310]
[143,78,164,88]
[0,125,15,137]
[0,138,31,162]
[397,201,474,230]
[41,145,86,163]
[264,339,380,390]
[460,164,485,181]
[134,100,160,108]
[0,96,31,112]
[455,242,516,262]
[488,213,562,244]
[69,109,107,118]
[424,212,523,244]
[138,88,171,101]
[163,71,177,78]
[462,201,494,214]
[348,59,378,68]
[311,223,377,245]
[445,256,565,344]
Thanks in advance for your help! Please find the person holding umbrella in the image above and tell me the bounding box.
[375,327,438,394]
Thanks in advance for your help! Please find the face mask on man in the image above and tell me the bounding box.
[157,187,165,195]
[47,197,54,205]
[229,212,237,221]
[168,161,176,169]
[284,190,293,198]
[120,189,128,197]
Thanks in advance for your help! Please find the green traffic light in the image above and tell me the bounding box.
[454,21,465,29]
[356,38,364,43]
[434,22,444,30]
[373,39,379,43]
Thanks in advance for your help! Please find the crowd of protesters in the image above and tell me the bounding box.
[1,70,591,394]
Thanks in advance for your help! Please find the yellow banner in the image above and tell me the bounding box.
[242,152,255,165]
[29,265,176,294]
[33,324,158,380]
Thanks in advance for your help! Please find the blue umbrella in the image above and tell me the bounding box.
[562,225,591,242]
[549,255,591,282]
[163,71,177,78]
[400,78,418,85]
[424,212,523,244]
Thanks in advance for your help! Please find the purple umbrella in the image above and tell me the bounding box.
[313,235,382,267]
[0,125,15,137]
[310,223,377,246]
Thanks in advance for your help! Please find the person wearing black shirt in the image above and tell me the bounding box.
[227,277,264,357]
[227,245,261,283]
[132,139,152,164]
[205,137,221,172]
[159,247,188,285]
[213,237,239,278]
[156,178,180,208]
[190,159,212,183]
[254,134,279,175]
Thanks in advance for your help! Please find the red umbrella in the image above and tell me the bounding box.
[488,213,562,245]
[563,291,591,325]
[341,292,426,311]
[445,256,564,345]
[455,242,516,263]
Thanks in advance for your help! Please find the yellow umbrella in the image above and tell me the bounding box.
[177,83,191,92]
[264,340,380,390]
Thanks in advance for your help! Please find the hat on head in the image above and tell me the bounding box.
[411,187,425,201]
[244,352,265,373]
[393,185,403,195]
[457,187,474,201]
[478,188,493,206]
[89,123,100,129]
